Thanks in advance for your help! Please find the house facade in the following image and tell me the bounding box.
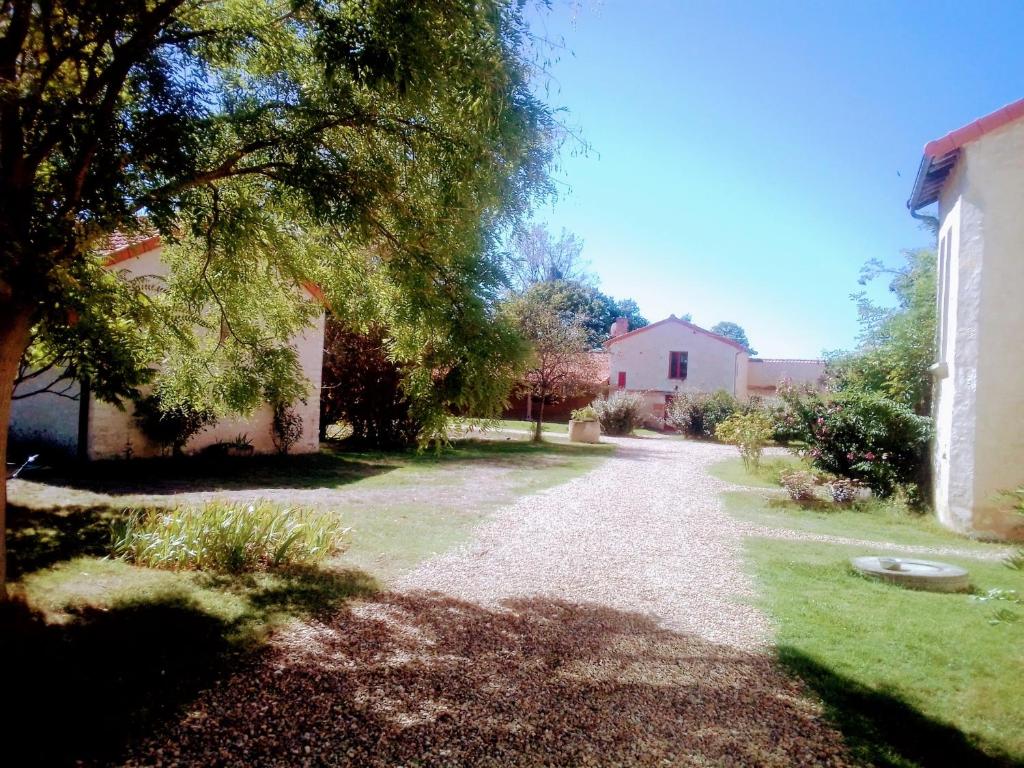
[908,98,1024,540]
[605,315,825,423]
[9,237,325,459]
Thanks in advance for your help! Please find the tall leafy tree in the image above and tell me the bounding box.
[828,249,937,414]
[0,0,557,596]
[710,321,757,356]
[520,279,648,347]
[506,223,590,291]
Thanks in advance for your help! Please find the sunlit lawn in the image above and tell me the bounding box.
[721,460,1024,767]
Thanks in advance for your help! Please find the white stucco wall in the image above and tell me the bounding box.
[747,359,826,394]
[608,319,746,398]
[9,372,81,457]
[934,117,1024,540]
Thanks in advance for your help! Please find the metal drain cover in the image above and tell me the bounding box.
[851,556,970,593]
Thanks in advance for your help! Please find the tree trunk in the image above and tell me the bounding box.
[0,301,33,600]
[533,395,545,443]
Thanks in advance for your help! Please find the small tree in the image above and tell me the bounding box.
[271,402,304,455]
[506,295,593,442]
[715,411,774,470]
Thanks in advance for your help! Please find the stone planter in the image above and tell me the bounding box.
[568,419,601,444]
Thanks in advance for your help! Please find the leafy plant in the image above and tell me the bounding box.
[111,501,347,573]
[779,470,816,501]
[1001,489,1024,571]
[272,402,305,455]
[133,393,216,457]
[666,390,738,438]
[592,391,646,436]
[779,385,931,498]
[715,411,774,470]
[570,405,598,422]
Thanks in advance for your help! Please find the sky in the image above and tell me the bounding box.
[525,0,1024,358]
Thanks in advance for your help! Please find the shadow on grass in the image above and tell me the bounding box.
[1,565,378,768]
[6,503,127,578]
[778,646,1022,768]
[25,451,395,495]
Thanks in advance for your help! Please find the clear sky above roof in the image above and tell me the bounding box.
[525,0,1024,358]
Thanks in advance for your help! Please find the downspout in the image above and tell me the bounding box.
[733,351,741,398]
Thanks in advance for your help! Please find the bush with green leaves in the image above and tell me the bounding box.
[570,405,598,422]
[112,501,347,573]
[133,393,216,457]
[272,402,305,455]
[779,386,931,498]
[779,470,816,501]
[592,391,646,436]
[666,390,738,438]
[715,411,774,470]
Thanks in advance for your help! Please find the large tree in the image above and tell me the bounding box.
[520,279,648,347]
[710,321,757,356]
[0,0,556,596]
[506,223,590,291]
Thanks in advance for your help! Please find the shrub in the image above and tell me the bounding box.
[779,386,931,498]
[715,411,774,470]
[592,391,646,435]
[827,477,859,504]
[133,393,216,456]
[112,501,347,572]
[272,402,304,454]
[779,470,816,501]
[666,390,738,438]
[571,405,598,422]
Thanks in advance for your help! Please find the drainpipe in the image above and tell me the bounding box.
[733,351,741,398]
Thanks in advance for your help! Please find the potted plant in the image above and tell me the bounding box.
[569,405,601,444]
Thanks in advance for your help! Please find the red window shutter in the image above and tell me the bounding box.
[617,371,626,388]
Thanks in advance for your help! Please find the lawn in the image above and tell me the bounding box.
[720,459,1024,767]
[708,454,806,488]
[3,435,612,766]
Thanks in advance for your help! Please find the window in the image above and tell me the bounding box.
[669,351,688,380]
[617,371,627,388]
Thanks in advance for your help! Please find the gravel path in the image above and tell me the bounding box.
[124,437,854,767]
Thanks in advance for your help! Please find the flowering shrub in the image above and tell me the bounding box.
[827,478,859,504]
[571,405,598,422]
[779,470,816,501]
[592,391,646,435]
[715,411,774,470]
[666,390,738,438]
[779,386,931,498]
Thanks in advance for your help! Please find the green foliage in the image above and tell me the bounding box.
[710,321,757,356]
[517,279,648,347]
[271,402,304,455]
[715,411,774,470]
[779,386,931,498]
[592,391,646,436]
[133,394,216,457]
[111,501,346,573]
[320,321,422,449]
[571,405,598,422]
[827,250,937,414]
[666,390,738,438]
[1001,489,1024,570]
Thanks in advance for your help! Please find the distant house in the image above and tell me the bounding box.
[605,315,824,423]
[908,98,1024,540]
[9,235,325,459]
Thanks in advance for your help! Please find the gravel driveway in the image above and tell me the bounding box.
[126,437,852,767]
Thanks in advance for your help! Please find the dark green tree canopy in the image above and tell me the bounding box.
[710,321,757,356]
[519,279,648,348]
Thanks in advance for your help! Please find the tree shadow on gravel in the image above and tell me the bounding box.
[116,593,854,768]
[778,647,1022,768]
[0,567,378,768]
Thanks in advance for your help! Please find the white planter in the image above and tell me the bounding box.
[568,419,601,444]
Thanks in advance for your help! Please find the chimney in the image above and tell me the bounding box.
[610,316,629,338]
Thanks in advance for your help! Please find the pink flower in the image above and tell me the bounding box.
[817,417,825,425]
[846,452,855,460]
[864,452,876,461]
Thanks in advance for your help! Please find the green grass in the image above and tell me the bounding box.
[487,418,569,433]
[746,536,1024,767]
[708,454,806,488]
[723,491,1004,553]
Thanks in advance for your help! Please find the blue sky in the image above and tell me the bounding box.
[526,1,1024,357]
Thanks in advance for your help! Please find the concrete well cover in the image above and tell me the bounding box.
[850,556,970,593]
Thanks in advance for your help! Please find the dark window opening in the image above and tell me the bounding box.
[669,351,688,380]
